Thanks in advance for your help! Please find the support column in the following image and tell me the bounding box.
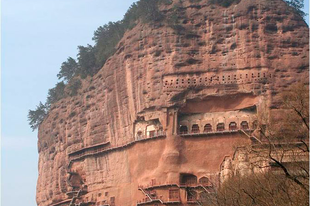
[173,109,178,135]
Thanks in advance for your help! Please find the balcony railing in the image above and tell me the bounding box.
[137,181,216,206]
[69,131,166,163]
[136,198,163,205]
[50,199,71,206]
[68,141,110,157]
[138,183,179,190]
[179,129,253,137]
[136,130,166,140]
[139,181,214,190]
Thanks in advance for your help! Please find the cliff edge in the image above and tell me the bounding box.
[36,0,309,205]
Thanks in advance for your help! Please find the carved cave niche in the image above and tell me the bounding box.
[191,124,200,133]
[69,173,84,190]
[178,113,193,135]
[216,123,225,131]
[136,131,143,140]
[240,121,249,130]
[252,120,258,129]
[134,118,163,140]
[134,119,148,140]
[164,69,271,92]
[229,122,238,131]
[179,125,188,134]
[203,124,212,133]
[198,177,209,186]
[180,173,197,186]
[110,197,115,206]
[146,124,156,138]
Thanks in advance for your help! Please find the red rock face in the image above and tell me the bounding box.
[36,0,309,205]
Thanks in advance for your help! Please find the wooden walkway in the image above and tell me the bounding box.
[180,129,254,137]
[68,133,166,166]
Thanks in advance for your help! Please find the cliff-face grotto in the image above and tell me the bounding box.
[36,0,309,205]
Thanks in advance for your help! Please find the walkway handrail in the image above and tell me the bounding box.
[136,198,163,205]
[240,129,262,143]
[138,187,153,201]
[68,134,166,164]
[199,184,210,194]
[179,129,254,137]
[69,141,111,157]
[139,183,179,190]
[68,188,83,206]
[49,199,71,206]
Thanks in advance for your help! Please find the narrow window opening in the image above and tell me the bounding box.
[217,123,225,131]
[204,124,212,133]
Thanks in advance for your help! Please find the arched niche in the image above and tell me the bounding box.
[180,125,188,134]
[191,124,200,133]
[198,177,209,186]
[203,124,212,133]
[240,121,249,130]
[217,123,225,131]
[136,130,143,140]
[180,173,197,186]
[229,122,237,131]
[146,124,156,138]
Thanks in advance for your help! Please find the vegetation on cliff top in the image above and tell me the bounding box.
[28,0,172,130]
[28,0,307,130]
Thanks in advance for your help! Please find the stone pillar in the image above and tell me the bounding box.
[173,109,178,135]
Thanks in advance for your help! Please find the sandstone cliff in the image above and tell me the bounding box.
[36,0,309,205]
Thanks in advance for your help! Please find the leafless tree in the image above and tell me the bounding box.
[200,82,309,206]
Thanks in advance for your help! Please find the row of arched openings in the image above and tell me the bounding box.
[180,174,209,186]
[164,72,271,87]
[179,121,250,134]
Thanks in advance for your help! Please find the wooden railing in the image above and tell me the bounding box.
[138,187,154,201]
[68,132,166,164]
[136,182,214,205]
[138,181,214,191]
[136,198,163,205]
[138,183,179,190]
[68,141,110,157]
[66,187,87,198]
[179,129,253,137]
[49,199,71,206]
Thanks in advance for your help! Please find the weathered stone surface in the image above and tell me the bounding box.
[36,0,309,205]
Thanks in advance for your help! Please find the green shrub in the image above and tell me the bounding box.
[28,102,47,131]
[46,81,66,107]
[57,57,78,82]
[68,78,82,96]
[167,2,187,33]
[160,0,173,5]
[285,0,306,18]
[77,45,97,78]
[93,21,125,68]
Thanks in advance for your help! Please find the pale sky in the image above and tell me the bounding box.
[1,1,309,206]
[1,1,136,205]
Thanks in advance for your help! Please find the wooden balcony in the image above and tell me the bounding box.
[179,129,254,137]
[68,132,166,163]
